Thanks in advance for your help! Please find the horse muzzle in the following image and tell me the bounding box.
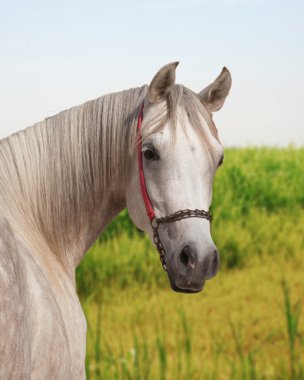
[167,244,220,293]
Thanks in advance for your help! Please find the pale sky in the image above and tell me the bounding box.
[0,0,303,146]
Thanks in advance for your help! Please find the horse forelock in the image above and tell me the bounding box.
[138,84,220,160]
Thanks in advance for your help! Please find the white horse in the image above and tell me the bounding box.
[0,62,231,379]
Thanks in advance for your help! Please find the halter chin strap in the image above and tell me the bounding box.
[137,103,213,271]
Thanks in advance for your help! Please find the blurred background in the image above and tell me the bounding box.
[1,1,304,379]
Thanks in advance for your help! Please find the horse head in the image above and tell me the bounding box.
[126,62,231,293]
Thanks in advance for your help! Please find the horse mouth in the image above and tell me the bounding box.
[169,279,204,294]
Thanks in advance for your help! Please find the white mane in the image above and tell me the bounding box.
[0,86,147,272]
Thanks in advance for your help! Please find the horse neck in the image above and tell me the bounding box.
[0,86,147,280]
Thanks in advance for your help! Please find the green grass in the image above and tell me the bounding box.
[82,281,304,380]
[76,147,304,379]
[282,280,304,379]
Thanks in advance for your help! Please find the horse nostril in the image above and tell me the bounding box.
[180,249,189,267]
[206,249,220,279]
[179,245,196,269]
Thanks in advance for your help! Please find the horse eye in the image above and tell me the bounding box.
[218,155,224,167]
[143,149,155,161]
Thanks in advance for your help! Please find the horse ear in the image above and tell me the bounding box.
[148,62,179,103]
[198,67,232,112]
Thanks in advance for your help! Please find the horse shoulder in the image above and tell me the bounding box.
[0,215,31,379]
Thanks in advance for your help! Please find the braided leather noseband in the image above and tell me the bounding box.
[137,103,213,271]
[150,209,212,271]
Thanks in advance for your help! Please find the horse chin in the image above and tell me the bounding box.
[168,277,205,294]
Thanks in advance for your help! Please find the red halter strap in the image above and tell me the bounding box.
[137,103,156,221]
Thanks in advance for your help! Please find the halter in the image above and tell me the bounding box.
[137,103,213,271]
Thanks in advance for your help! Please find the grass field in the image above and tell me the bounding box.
[76,147,304,379]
